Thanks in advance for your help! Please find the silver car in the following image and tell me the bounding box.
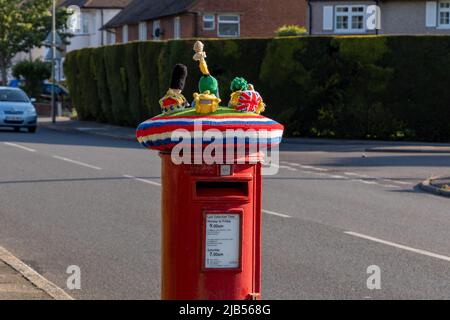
[0,87,38,133]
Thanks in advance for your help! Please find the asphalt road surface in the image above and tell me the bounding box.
[0,127,449,299]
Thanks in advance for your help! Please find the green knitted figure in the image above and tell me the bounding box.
[199,75,219,98]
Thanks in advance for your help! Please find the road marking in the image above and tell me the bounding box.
[356,179,378,185]
[279,165,297,171]
[310,167,328,172]
[52,156,102,170]
[329,175,347,179]
[282,162,329,172]
[4,142,36,153]
[0,246,74,300]
[281,164,410,190]
[262,209,291,218]
[123,174,162,187]
[125,174,291,218]
[379,184,402,189]
[344,231,450,263]
[299,165,315,169]
[308,171,327,176]
[387,180,412,186]
[344,172,370,178]
[281,161,301,167]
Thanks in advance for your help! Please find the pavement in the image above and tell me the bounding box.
[0,117,449,299]
[0,246,72,300]
[39,117,136,141]
[0,259,52,300]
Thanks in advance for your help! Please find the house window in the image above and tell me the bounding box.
[153,20,161,40]
[110,32,116,45]
[439,2,450,26]
[218,15,240,37]
[335,5,366,33]
[174,17,181,39]
[139,22,147,40]
[203,14,215,30]
[82,13,90,34]
[122,25,128,43]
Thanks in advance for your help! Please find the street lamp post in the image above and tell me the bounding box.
[51,0,56,124]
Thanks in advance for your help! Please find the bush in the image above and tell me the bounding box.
[138,41,165,117]
[276,25,307,37]
[92,47,114,123]
[12,59,51,99]
[63,36,450,141]
[76,48,101,121]
[103,44,132,125]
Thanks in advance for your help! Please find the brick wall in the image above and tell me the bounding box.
[115,0,306,42]
[192,0,307,37]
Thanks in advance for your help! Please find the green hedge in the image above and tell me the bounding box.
[64,36,450,141]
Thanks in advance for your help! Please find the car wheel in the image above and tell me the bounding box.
[14,127,21,132]
[28,126,37,133]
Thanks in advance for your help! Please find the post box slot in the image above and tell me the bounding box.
[196,181,248,198]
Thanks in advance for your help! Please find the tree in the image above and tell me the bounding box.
[12,59,51,98]
[0,0,70,85]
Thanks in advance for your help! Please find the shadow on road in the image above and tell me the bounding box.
[0,176,161,185]
[0,127,142,150]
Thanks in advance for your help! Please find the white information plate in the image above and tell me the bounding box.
[205,214,240,269]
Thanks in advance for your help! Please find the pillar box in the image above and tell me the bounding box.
[136,41,284,300]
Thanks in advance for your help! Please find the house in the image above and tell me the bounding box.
[59,0,131,52]
[307,0,450,35]
[59,0,132,49]
[102,0,307,42]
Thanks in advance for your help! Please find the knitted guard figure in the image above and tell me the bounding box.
[192,41,221,114]
[159,64,189,114]
[229,77,266,114]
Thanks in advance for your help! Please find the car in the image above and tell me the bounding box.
[0,87,37,133]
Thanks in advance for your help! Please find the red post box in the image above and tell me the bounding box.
[137,106,283,300]
[160,152,263,300]
[135,43,284,300]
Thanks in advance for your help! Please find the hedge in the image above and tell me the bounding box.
[64,36,450,141]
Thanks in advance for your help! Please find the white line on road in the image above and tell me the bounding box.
[329,175,347,179]
[344,172,370,178]
[123,174,162,187]
[379,184,402,189]
[52,155,102,170]
[0,246,73,300]
[124,174,291,219]
[310,167,328,172]
[344,231,450,263]
[279,165,298,171]
[262,209,291,218]
[4,142,36,152]
[356,179,378,185]
[281,161,301,167]
[387,180,412,186]
[299,165,315,169]
[281,162,328,172]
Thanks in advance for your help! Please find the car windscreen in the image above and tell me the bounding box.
[0,89,29,102]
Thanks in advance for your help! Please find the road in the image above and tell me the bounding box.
[0,126,449,299]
